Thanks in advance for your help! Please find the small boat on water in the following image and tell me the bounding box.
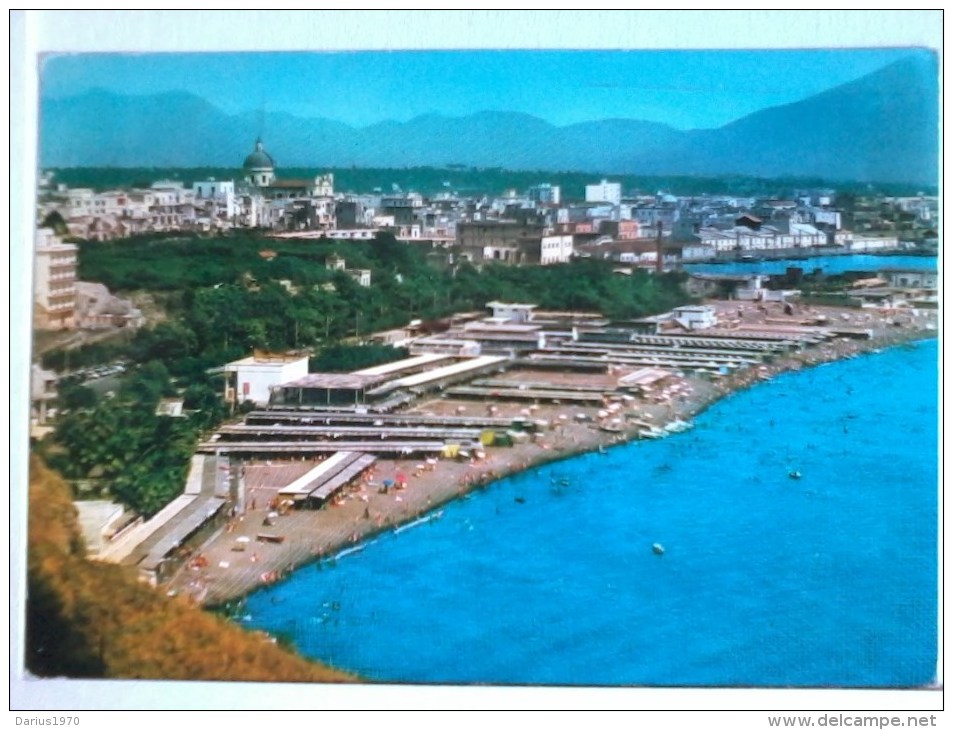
[788,470,802,480]
[652,543,665,555]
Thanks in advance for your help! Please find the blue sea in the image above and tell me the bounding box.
[683,254,936,277]
[239,339,939,687]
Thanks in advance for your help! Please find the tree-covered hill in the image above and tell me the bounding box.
[74,231,691,355]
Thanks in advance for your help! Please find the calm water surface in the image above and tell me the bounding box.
[240,339,938,687]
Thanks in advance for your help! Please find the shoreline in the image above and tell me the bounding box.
[168,305,937,610]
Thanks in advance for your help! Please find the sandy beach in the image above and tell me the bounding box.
[164,300,938,608]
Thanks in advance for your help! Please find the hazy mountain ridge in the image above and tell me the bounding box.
[626,55,938,185]
[40,56,937,185]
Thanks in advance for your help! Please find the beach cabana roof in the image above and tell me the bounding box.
[280,373,387,390]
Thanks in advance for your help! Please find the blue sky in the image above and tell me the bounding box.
[40,47,926,130]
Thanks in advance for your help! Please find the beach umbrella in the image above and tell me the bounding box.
[383,479,394,488]
[236,536,251,543]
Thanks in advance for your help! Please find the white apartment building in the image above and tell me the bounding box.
[193,179,236,219]
[66,188,95,218]
[539,234,574,265]
[585,179,622,207]
[34,228,78,329]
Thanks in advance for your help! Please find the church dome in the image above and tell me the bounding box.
[243,138,275,170]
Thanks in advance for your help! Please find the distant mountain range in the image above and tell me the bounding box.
[39,55,938,186]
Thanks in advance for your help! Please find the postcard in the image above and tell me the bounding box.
[11,9,942,720]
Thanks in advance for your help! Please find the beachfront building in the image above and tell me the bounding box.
[271,373,388,408]
[672,305,718,330]
[486,302,537,323]
[223,352,310,407]
[458,321,547,355]
[409,337,482,357]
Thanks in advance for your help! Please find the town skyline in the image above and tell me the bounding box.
[39,47,928,131]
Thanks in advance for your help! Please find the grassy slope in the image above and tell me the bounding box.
[25,455,355,683]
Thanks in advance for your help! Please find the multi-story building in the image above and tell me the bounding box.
[537,234,575,265]
[528,183,561,206]
[33,228,77,329]
[456,221,547,264]
[585,179,622,207]
[223,352,310,407]
[193,179,236,219]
